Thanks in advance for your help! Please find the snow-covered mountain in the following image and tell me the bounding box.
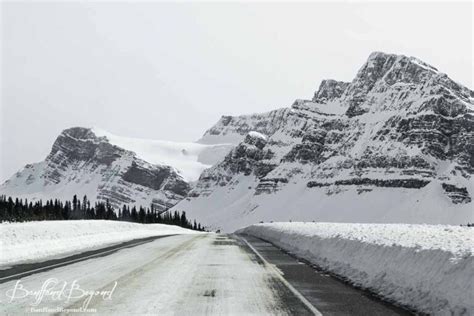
[0,127,232,211]
[2,52,473,230]
[173,52,474,231]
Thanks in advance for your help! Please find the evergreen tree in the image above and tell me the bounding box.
[138,207,146,223]
[131,206,138,222]
[82,195,88,218]
[0,195,205,230]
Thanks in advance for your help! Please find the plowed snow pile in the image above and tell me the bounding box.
[0,220,201,267]
[239,222,473,315]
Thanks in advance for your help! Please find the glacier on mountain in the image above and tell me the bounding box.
[0,127,232,211]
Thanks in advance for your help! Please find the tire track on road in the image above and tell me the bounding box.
[57,234,206,314]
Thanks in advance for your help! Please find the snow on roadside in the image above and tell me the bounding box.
[0,220,202,267]
[238,222,473,315]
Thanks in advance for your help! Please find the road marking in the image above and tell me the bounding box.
[0,235,174,282]
[240,236,323,316]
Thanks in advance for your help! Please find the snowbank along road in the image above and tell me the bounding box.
[0,234,410,315]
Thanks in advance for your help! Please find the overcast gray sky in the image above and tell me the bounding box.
[1,1,473,181]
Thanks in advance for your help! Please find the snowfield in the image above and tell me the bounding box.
[238,222,474,315]
[0,220,201,267]
[92,127,233,182]
[175,175,474,232]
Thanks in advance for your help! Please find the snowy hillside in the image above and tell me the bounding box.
[0,220,201,266]
[239,222,474,315]
[0,128,232,210]
[174,52,474,231]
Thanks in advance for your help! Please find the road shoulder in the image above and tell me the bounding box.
[236,234,413,316]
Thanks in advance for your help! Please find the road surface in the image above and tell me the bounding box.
[0,233,411,315]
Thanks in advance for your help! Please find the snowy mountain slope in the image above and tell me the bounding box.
[173,52,474,231]
[0,128,232,210]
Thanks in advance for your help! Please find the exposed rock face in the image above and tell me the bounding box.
[307,178,430,189]
[342,52,473,118]
[0,127,190,211]
[441,183,472,204]
[198,108,292,144]
[313,80,350,103]
[283,128,327,164]
[192,132,275,193]
[175,52,474,231]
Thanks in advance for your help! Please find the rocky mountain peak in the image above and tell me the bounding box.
[2,127,192,211]
[60,127,101,141]
[174,52,473,231]
[312,79,350,103]
[48,127,124,166]
[361,52,437,78]
[341,52,473,117]
[345,52,440,96]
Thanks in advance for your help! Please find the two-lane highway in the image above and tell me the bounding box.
[0,233,411,315]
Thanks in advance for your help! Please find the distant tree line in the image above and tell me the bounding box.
[0,195,205,231]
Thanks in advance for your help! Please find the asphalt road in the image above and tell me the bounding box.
[0,233,412,315]
[237,234,412,316]
[0,234,176,284]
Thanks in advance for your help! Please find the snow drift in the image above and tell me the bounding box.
[239,222,474,315]
[0,220,201,267]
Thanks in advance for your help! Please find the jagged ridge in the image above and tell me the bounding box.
[0,127,191,211]
[175,52,474,231]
